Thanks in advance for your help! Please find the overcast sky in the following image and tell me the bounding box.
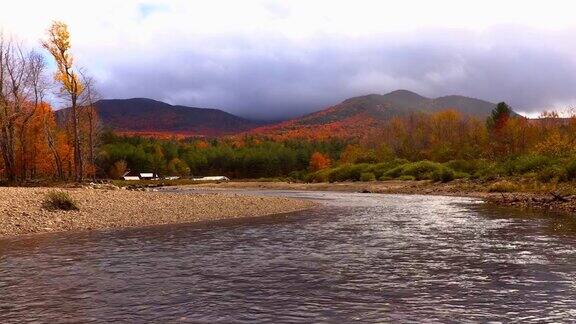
[3,0,576,120]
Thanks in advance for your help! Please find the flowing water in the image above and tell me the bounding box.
[1,189,576,323]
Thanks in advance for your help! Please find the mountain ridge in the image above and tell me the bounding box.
[282,89,499,127]
[58,90,508,138]
[59,98,260,137]
[249,90,505,139]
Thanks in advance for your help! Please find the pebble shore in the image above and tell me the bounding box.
[0,187,316,238]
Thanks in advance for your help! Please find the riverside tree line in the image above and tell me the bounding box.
[98,103,576,185]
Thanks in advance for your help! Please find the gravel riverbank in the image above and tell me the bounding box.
[0,187,316,239]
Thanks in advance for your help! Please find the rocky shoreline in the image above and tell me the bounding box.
[188,180,576,214]
[2,179,573,239]
[0,187,316,239]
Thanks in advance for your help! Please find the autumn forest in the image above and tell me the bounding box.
[0,21,98,183]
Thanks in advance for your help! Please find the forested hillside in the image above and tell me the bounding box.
[249,90,502,140]
[57,98,259,137]
[98,103,576,187]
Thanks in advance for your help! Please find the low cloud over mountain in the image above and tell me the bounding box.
[96,27,576,120]
[4,1,576,120]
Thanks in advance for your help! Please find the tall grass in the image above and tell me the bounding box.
[43,191,79,211]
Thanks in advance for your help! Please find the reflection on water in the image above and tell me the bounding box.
[1,190,576,323]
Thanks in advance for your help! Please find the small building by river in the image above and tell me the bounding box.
[122,171,160,181]
[193,176,230,182]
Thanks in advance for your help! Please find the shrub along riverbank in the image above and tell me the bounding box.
[302,155,576,189]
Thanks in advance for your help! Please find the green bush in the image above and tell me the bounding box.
[360,172,376,182]
[369,159,408,178]
[445,159,490,175]
[487,180,519,193]
[474,163,506,180]
[401,160,443,180]
[43,191,79,211]
[565,159,576,181]
[503,155,553,175]
[431,167,455,182]
[328,163,369,182]
[454,171,470,179]
[306,169,331,182]
[304,156,574,184]
[537,165,565,183]
[383,166,404,178]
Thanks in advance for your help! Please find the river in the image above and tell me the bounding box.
[1,189,576,322]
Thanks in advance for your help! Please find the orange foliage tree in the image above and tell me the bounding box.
[43,21,85,182]
[309,152,331,171]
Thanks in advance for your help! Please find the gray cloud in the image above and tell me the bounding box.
[95,27,576,120]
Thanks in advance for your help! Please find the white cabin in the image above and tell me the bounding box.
[193,176,230,182]
[139,173,159,180]
[122,171,159,181]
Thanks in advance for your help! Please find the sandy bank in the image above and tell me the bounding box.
[188,180,576,214]
[0,187,316,239]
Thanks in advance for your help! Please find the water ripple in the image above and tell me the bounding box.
[1,191,576,323]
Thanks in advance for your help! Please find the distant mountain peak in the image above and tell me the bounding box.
[385,89,428,99]
[250,90,503,140]
[101,97,161,103]
[328,89,496,122]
